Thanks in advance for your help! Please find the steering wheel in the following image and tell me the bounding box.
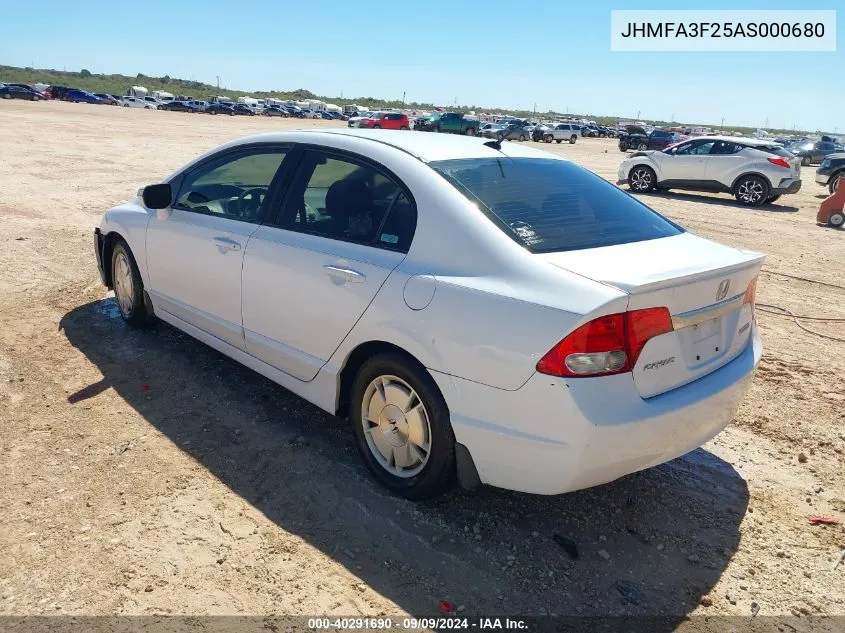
[235,187,266,218]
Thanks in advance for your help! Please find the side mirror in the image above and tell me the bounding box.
[141,183,172,209]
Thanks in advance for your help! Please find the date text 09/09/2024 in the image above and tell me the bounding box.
[307,617,529,630]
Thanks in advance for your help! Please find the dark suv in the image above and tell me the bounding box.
[791,140,838,166]
[815,153,845,193]
[618,126,674,152]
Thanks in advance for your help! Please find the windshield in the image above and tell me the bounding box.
[430,158,682,253]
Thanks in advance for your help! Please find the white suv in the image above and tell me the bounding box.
[617,136,802,206]
[541,123,582,144]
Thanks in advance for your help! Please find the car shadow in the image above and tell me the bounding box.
[641,190,800,212]
[60,299,749,626]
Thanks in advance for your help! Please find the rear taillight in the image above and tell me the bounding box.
[767,157,791,169]
[537,308,673,378]
[744,277,757,318]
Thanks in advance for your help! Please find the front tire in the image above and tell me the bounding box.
[637,142,648,151]
[544,134,553,143]
[828,211,844,228]
[801,156,810,166]
[829,174,842,194]
[465,127,475,136]
[628,165,656,193]
[734,175,769,207]
[350,353,455,500]
[111,240,153,328]
[519,134,527,141]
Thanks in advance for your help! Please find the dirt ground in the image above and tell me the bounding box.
[1,100,844,628]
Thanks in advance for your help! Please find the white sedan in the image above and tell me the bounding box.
[94,130,763,499]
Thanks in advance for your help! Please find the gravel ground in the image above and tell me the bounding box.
[1,100,844,627]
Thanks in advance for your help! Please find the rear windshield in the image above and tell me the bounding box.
[430,157,683,253]
[755,145,793,158]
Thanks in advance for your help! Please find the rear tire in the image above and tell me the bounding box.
[111,240,154,328]
[519,134,526,141]
[767,194,782,203]
[569,135,577,144]
[637,142,648,151]
[828,211,844,228]
[619,142,628,152]
[350,353,455,500]
[734,175,769,207]
[801,156,810,166]
[400,125,409,130]
[556,139,562,144]
[544,134,553,143]
[465,127,475,136]
[628,166,656,193]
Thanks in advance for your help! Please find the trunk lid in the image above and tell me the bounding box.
[539,233,764,398]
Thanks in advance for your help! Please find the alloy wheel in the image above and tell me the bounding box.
[360,375,431,478]
[737,179,765,204]
[630,168,653,191]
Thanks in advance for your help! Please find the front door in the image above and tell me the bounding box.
[242,148,418,381]
[660,139,715,182]
[145,146,289,350]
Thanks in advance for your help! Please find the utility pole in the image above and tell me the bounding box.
[402,91,406,105]
[216,76,220,89]
[720,116,725,131]
[637,110,641,121]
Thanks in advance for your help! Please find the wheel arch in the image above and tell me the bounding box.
[335,340,437,419]
[101,230,127,288]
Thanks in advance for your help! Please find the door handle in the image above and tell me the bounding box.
[324,265,366,283]
[212,236,241,251]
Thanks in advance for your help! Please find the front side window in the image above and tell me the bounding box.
[674,140,715,155]
[278,151,416,252]
[173,148,288,222]
[431,158,681,253]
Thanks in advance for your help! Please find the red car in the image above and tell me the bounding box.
[359,112,410,130]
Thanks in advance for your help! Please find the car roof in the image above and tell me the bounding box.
[220,129,567,163]
[690,135,782,146]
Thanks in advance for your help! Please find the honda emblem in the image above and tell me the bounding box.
[716,279,731,301]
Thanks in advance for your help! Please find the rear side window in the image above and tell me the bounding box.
[431,158,682,253]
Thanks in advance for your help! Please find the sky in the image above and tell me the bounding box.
[0,0,841,132]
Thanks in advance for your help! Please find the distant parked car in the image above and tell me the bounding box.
[0,84,42,100]
[94,93,121,106]
[120,96,153,109]
[358,112,410,130]
[790,140,839,166]
[4,83,46,100]
[140,96,159,109]
[66,89,102,104]
[264,106,289,117]
[479,123,506,139]
[543,123,582,144]
[618,136,802,206]
[185,100,209,112]
[320,111,335,120]
[207,102,235,115]
[299,108,321,119]
[158,100,200,113]
[231,103,255,116]
[815,153,845,193]
[618,126,674,152]
[493,123,531,142]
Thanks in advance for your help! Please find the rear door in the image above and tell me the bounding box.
[241,147,418,381]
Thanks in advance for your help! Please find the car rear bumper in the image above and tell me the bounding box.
[433,324,761,495]
[771,179,801,195]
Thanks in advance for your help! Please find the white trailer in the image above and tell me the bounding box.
[152,90,175,103]
[128,86,148,97]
